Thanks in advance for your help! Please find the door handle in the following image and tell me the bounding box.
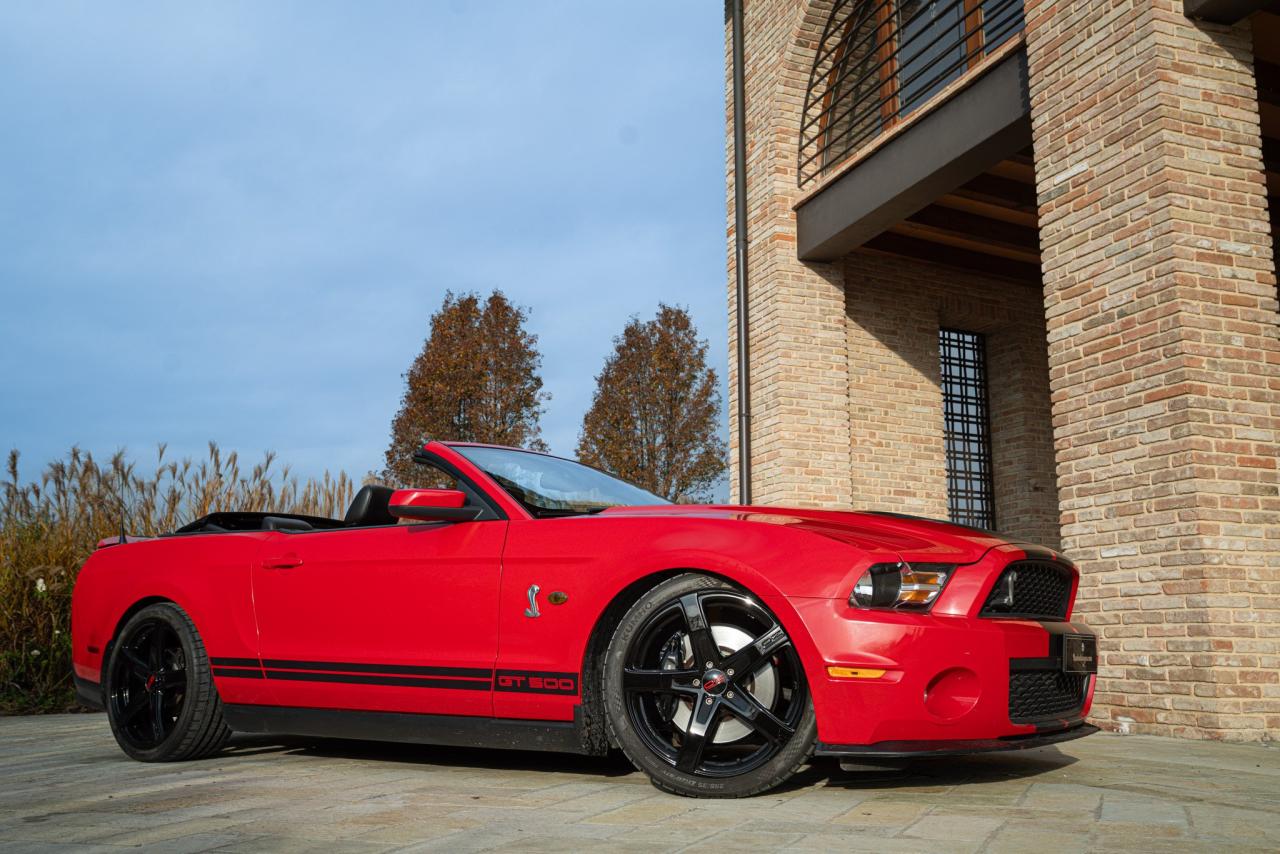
[261,553,303,569]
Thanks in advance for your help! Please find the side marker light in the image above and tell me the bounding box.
[827,666,887,680]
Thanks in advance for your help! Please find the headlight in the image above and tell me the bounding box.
[849,562,954,610]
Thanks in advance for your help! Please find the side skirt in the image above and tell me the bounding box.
[222,704,594,756]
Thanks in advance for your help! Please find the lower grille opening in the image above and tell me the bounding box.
[1009,669,1088,723]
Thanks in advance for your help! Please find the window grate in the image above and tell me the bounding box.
[939,328,995,530]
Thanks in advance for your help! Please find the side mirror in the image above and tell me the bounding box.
[388,489,482,522]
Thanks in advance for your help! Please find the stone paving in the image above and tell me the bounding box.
[0,715,1276,853]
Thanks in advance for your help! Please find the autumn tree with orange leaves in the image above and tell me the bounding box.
[384,291,547,484]
[577,305,726,502]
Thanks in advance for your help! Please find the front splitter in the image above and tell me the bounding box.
[815,722,1099,759]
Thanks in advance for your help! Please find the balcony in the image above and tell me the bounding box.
[799,0,1025,188]
[795,0,1038,280]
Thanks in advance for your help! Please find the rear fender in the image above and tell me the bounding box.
[72,533,264,703]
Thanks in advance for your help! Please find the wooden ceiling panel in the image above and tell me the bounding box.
[863,232,1042,284]
[863,151,1043,282]
[1253,12,1280,66]
[933,193,1039,227]
[987,157,1036,185]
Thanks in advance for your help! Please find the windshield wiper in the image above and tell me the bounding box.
[529,506,611,518]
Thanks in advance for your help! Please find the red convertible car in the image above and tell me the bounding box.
[72,441,1096,797]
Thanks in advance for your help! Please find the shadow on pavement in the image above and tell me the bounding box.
[812,746,1078,791]
[220,733,1075,791]
[223,733,639,778]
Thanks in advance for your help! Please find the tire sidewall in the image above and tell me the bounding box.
[602,573,816,798]
[105,603,205,762]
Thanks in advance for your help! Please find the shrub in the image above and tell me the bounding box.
[0,444,353,714]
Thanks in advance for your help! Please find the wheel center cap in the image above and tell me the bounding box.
[145,674,157,692]
[701,669,728,695]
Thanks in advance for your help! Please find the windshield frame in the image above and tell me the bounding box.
[446,443,670,518]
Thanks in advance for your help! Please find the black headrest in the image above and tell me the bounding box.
[262,515,313,532]
[344,485,398,527]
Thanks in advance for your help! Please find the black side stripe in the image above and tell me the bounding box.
[261,660,492,679]
[263,670,490,691]
[210,657,577,695]
[213,667,264,679]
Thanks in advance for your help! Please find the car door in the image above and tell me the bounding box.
[251,518,506,717]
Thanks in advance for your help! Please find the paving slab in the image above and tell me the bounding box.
[0,714,1276,852]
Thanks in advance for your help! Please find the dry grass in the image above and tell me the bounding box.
[0,443,353,714]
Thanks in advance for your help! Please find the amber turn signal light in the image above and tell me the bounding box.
[826,666,887,680]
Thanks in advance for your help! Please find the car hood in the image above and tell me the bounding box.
[599,504,1014,565]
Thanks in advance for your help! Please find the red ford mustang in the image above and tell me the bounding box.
[72,441,1096,797]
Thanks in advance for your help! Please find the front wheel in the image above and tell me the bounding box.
[603,574,816,798]
[104,602,231,762]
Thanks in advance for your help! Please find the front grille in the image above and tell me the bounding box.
[1009,670,1089,723]
[981,560,1073,620]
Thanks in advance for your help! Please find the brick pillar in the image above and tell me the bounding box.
[1026,0,1280,739]
[726,0,854,507]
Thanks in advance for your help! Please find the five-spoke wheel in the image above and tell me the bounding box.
[109,619,189,749]
[104,602,230,761]
[604,574,815,797]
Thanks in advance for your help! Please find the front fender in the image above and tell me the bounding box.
[492,515,867,721]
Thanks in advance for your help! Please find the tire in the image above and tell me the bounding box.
[104,602,231,762]
[603,573,816,798]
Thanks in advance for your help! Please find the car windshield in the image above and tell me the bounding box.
[450,446,669,517]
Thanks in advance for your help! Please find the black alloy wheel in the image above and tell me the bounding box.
[104,602,231,762]
[604,574,815,798]
[109,618,188,749]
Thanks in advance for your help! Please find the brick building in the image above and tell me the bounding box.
[726,0,1279,740]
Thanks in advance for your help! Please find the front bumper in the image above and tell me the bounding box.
[791,549,1096,748]
[816,722,1099,759]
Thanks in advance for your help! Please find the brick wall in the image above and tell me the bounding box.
[726,0,854,507]
[727,0,1060,541]
[986,316,1062,549]
[1025,0,1280,739]
[729,0,1279,740]
[844,251,1060,546]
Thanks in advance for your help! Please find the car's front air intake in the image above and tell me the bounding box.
[1009,669,1089,723]
[980,560,1073,621]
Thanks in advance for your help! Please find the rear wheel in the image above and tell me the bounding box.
[105,602,230,761]
[603,574,815,798]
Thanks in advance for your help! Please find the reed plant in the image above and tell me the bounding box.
[0,443,353,714]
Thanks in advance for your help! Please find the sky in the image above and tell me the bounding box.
[0,1,728,492]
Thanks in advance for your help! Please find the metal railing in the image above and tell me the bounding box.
[798,0,1025,188]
